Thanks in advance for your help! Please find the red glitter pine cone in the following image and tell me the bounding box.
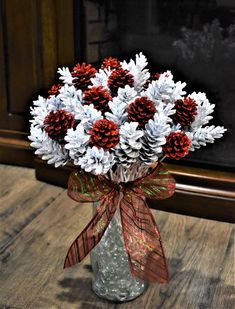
[48,84,62,97]
[101,57,121,70]
[90,119,119,150]
[44,110,75,142]
[128,97,156,127]
[108,68,134,93]
[83,86,112,114]
[163,132,191,160]
[72,63,97,91]
[152,73,162,80]
[172,97,197,127]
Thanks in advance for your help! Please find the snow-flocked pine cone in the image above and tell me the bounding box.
[115,122,143,167]
[139,117,168,164]
[128,97,156,127]
[71,63,97,91]
[78,146,115,175]
[108,68,134,94]
[83,86,112,114]
[48,84,62,97]
[140,135,161,164]
[44,110,75,143]
[101,57,121,70]
[90,119,119,150]
[172,97,197,127]
[162,132,191,160]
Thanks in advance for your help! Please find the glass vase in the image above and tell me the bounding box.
[90,163,150,302]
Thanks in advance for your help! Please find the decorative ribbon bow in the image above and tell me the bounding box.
[64,163,175,283]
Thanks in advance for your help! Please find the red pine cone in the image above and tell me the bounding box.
[83,86,112,114]
[90,119,119,150]
[48,84,62,97]
[71,63,97,91]
[163,132,191,160]
[128,97,156,127]
[44,110,75,142]
[152,73,162,80]
[101,57,121,70]
[108,68,134,93]
[172,97,197,127]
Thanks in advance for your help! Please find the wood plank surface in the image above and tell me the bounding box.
[0,165,234,309]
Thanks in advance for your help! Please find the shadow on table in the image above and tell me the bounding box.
[56,258,235,308]
[57,276,111,308]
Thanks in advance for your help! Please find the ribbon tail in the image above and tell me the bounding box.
[64,191,118,268]
[120,193,169,283]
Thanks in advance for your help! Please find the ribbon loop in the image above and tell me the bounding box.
[68,170,113,202]
[131,164,175,200]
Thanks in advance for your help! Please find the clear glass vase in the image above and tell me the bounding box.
[90,163,150,302]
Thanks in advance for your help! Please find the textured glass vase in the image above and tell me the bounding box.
[90,163,149,302]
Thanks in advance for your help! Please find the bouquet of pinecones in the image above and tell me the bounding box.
[29,52,226,174]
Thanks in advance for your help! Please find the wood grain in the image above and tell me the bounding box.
[0,164,234,309]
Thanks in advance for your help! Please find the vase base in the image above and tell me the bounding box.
[92,279,148,302]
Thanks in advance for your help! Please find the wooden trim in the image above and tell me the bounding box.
[147,189,235,223]
[34,158,235,223]
[0,130,34,167]
[176,183,235,199]
[167,163,235,184]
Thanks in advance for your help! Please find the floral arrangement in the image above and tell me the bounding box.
[29,53,227,288]
[29,52,226,174]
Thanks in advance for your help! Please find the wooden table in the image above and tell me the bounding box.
[0,165,234,309]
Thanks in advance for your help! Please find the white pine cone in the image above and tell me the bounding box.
[64,125,90,164]
[115,122,143,167]
[29,125,68,167]
[143,71,186,106]
[121,52,150,93]
[186,125,227,151]
[140,110,171,164]
[75,104,103,131]
[78,146,115,175]
[189,92,215,129]
[57,67,74,85]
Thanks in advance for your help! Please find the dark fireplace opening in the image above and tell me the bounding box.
[79,0,235,171]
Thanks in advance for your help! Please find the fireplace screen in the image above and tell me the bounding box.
[81,0,235,170]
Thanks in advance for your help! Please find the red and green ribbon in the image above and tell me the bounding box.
[64,163,176,283]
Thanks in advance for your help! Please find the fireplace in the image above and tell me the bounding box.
[80,0,235,171]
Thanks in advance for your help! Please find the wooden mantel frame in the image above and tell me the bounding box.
[34,158,235,224]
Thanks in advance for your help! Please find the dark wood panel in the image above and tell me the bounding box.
[0,0,76,165]
[56,0,75,66]
[0,0,75,130]
[4,0,40,115]
[0,165,234,309]
[35,158,235,223]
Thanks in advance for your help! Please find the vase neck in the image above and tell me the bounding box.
[108,162,150,183]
